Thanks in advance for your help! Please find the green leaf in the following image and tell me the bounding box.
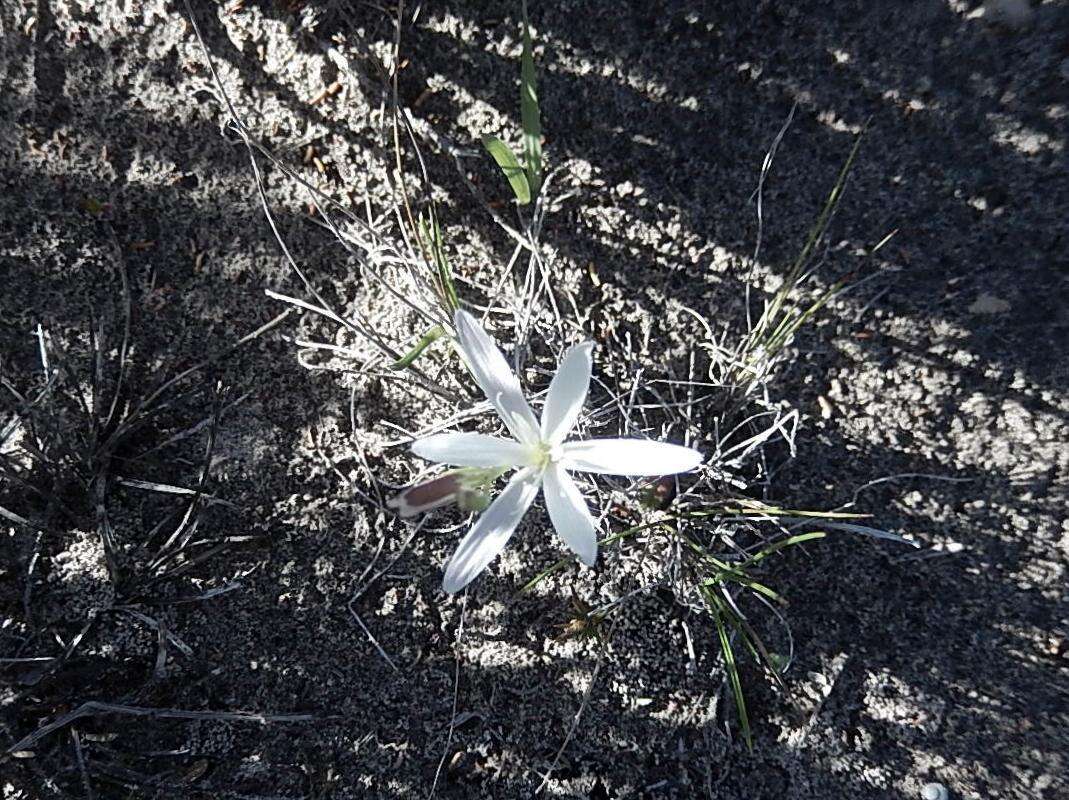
[390,325,446,370]
[706,589,753,751]
[481,135,531,205]
[517,557,570,595]
[418,212,459,311]
[747,128,865,360]
[703,573,783,605]
[741,531,827,568]
[520,2,542,195]
[817,520,919,547]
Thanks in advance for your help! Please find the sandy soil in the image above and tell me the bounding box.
[1,1,1067,798]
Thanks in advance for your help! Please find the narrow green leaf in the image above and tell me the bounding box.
[714,589,789,692]
[706,590,753,751]
[701,571,783,605]
[418,212,459,311]
[517,557,570,594]
[770,130,865,324]
[680,502,868,521]
[745,126,866,364]
[716,602,763,665]
[390,325,446,371]
[819,520,919,547]
[741,531,827,568]
[520,2,542,195]
[481,135,531,205]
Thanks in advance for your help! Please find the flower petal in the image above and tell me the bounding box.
[543,463,597,566]
[441,467,541,594]
[540,341,594,445]
[454,309,540,445]
[561,438,703,476]
[411,432,527,468]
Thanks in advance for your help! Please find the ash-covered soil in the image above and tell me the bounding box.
[1,1,1067,798]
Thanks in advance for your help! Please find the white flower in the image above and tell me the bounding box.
[405,310,703,593]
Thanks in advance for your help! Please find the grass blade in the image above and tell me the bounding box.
[682,502,868,521]
[704,573,783,605]
[481,135,531,205]
[520,1,542,195]
[744,126,866,369]
[715,588,789,692]
[741,531,827,568]
[418,212,459,312]
[817,520,918,547]
[706,589,753,751]
[390,325,447,371]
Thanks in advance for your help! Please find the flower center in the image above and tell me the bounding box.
[527,440,562,471]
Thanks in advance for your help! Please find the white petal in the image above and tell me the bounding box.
[411,432,527,468]
[454,310,540,445]
[441,467,541,594]
[540,342,594,445]
[543,464,597,566]
[561,438,703,476]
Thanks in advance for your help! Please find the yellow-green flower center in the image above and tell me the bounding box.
[527,440,561,471]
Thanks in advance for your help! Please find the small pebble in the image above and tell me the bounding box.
[921,783,948,800]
